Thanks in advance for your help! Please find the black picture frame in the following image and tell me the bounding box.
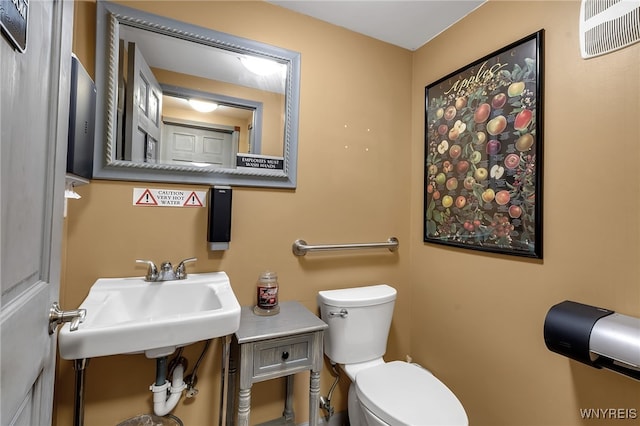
[424,30,544,258]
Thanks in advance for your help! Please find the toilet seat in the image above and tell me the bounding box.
[355,361,468,426]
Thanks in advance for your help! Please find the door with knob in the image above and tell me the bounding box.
[0,1,74,424]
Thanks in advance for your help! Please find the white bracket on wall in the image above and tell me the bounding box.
[64,174,89,217]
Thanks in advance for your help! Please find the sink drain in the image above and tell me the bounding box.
[116,414,183,426]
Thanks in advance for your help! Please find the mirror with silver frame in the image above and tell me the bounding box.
[94,1,300,188]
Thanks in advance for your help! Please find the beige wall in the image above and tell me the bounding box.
[56,1,640,425]
[56,1,411,425]
[410,1,640,425]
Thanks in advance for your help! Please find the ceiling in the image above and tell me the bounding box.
[267,0,486,51]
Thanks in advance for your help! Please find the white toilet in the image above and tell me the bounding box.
[318,284,468,426]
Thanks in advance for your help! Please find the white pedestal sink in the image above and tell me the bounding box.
[58,272,241,359]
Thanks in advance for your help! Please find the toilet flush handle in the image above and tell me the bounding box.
[329,309,348,318]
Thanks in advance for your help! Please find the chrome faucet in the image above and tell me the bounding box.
[175,257,196,279]
[136,257,197,282]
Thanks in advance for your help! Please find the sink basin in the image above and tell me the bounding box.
[58,272,241,359]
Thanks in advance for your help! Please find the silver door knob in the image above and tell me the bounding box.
[49,302,86,334]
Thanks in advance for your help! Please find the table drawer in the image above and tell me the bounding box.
[252,333,313,379]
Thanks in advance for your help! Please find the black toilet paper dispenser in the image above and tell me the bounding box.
[544,300,640,381]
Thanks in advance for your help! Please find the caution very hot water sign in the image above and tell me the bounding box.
[133,188,207,207]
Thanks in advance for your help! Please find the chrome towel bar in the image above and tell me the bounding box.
[292,237,399,256]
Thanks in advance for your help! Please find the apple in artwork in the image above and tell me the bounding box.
[486,140,502,155]
[474,167,488,182]
[509,204,522,218]
[491,93,507,109]
[448,120,466,141]
[515,134,534,152]
[446,177,459,191]
[475,131,487,145]
[437,140,449,154]
[474,103,491,123]
[504,153,520,170]
[514,109,533,131]
[449,144,462,159]
[508,81,525,97]
[463,176,476,190]
[486,115,507,135]
[495,190,511,206]
[490,164,505,180]
[456,160,470,174]
[444,106,457,121]
[481,188,495,203]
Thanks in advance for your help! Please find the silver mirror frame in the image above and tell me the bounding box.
[94,1,300,188]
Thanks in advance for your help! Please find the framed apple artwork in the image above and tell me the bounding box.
[424,30,544,258]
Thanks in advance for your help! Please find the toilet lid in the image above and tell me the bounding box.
[355,361,468,426]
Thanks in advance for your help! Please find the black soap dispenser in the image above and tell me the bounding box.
[208,186,232,250]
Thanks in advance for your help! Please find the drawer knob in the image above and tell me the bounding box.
[281,351,290,360]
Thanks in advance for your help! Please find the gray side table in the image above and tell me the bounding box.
[228,301,327,426]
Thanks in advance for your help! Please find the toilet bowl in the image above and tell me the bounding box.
[318,285,468,426]
[355,361,467,425]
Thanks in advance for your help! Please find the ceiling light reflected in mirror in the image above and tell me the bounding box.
[188,99,218,113]
[240,56,287,76]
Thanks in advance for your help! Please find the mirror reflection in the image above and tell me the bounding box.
[94,1,301,188]
[160,95,253,164]
[118,24,286,166]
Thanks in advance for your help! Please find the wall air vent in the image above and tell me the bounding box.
[580,0,640,58]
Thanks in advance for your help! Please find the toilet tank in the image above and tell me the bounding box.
[318,285,396,364]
